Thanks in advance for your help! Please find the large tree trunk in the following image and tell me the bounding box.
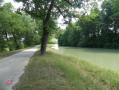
[41,25,49,55]
[41,0,55,55]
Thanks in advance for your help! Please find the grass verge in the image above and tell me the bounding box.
[0,46,33,60]
[14,48,119,90]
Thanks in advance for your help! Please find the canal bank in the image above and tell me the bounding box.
[52,44,119,72]
[14,48,119,90]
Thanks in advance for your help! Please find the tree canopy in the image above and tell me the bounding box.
[1,0,119,53]
[0,3,41,52]
[59,0,119,49]
[15,0,84,55]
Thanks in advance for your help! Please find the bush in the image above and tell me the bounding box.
[3,48,9,52]
[0,36,8,52]
[48,38,57,44]
[19,42,25,49]
[9,41,16,51]
[77,41,87,47]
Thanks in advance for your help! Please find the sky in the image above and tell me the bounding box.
[4,0,22,9]
[4,0,103,29]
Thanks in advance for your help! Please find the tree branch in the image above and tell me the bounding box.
[44,0,55,24]
[54,5,66,18]
[63,0,72,6]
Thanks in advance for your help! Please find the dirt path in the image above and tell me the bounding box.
[0,46,39,90]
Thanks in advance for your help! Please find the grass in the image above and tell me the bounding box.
[47,44,55,47]
[0,46,33,60]
[14,48,119,90]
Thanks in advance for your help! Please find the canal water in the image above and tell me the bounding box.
[52,44,119,72]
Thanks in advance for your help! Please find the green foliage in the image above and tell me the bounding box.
[58,22,81,46]
[9,39,16,51]
[14,0,85,54]
[48,38,57,44]
[58,0,119,49]
[0,3,41,52]
[19,42,25,49]
[55,28,64,39]
[0,35,8,51]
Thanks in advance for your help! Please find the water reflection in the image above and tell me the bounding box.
[51,44,59,50]
[52,44,119,72]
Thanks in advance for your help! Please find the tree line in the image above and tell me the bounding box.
[58,0,119,49]
[0,3,41,52]
[0,1,61,53]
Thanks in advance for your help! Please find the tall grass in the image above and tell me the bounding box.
[14,48,119,90]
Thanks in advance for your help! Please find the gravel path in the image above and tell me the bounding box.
[0,45,39,90]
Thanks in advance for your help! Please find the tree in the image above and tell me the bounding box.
[59,0,119,49]
[58,22,80,46]
[15,0,83,55]
[111,0,119,16]
[0,3,41,52]
[0,3,14,50]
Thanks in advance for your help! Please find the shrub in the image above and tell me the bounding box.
[77,41,87,47]
[9,41,16,51]
[48,38,57,44]
[19,42,25,49]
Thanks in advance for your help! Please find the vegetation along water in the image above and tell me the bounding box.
[1,0,119,89]
[14,48,119,90]
[52,44,119,72]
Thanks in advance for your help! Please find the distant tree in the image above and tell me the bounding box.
[59,0,119,49]
[55,28,64,39]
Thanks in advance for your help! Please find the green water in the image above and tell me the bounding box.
[52,44,119,72]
